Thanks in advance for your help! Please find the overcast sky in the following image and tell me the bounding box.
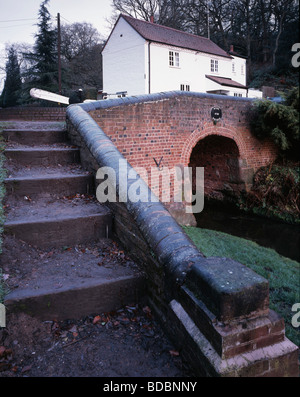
[0,0,115,90]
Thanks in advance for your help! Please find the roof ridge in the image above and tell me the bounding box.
[121,13,211,42]
[120,13,232,59]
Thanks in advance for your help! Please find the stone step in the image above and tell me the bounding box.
[4,198,112,248]
[2,129,68,145]
[4,173,94,198]
[1,236,145,321]
[4,147,80,166]
[4,274,145,321]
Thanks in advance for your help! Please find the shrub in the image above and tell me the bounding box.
[250,87,299,159]
[239,163,300,224]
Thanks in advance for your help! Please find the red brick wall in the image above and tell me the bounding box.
[89,95,277,201]
[0,107,66,121]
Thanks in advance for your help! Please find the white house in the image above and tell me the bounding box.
[102,14,253,98]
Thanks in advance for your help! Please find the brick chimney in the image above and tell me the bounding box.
[150,15,154,23]
[230,44,234,52]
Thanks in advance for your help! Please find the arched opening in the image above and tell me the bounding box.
[188,135,245,202]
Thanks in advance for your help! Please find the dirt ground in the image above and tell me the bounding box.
[0,303,190,378]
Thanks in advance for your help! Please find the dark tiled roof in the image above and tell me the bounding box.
[121,14,232,59]
[206,75,247,89]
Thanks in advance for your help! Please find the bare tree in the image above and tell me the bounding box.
[111,0,186,29]
[61,22,103,61]
[272,0,297,66]
[60,22,104,90]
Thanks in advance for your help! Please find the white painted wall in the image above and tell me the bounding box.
[230,55,247,86]
[248,88,263,98]
[149,43,241,94]
[102,17,147,96]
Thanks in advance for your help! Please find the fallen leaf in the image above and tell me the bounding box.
[21,365,32,373]
[169,350,180,356]
[69,325,77,333]
[93,315,101,325]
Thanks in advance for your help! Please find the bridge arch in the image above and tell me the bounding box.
[181,126,248,200]
[180,125,247,167]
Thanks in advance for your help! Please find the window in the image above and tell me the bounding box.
[241,65,244,75]
[169,51,179,67]
[211,59,218,73]
[180,84,190,91]
[232,63,235,73]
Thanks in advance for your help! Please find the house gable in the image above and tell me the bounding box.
[102,15,148,96]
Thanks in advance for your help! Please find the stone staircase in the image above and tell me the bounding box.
[1,120,144,321]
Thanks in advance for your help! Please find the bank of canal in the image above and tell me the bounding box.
[195,200,300,262]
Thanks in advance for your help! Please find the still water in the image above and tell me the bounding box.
[195,201,300,262]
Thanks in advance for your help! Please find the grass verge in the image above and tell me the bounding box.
[183,226,300,347]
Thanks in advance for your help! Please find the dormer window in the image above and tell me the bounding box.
[169,51,180,67]
[211,59,218,73]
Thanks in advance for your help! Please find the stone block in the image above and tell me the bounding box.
[185,257,269,322]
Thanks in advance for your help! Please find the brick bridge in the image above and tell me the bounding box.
[87,91,277,223]
[66,95,298,377]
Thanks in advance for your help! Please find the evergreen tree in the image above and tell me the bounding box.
[1,46,22,108]
[24,0,58,93]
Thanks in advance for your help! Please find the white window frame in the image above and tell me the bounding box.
[211,59,219,73]
[180,84,190,91]
[169,51,180,67]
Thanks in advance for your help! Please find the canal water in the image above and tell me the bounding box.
[195,201,300,262]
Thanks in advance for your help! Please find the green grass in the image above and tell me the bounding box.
[183,226,300,347]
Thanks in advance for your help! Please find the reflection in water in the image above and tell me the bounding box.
[195,201,300,262]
